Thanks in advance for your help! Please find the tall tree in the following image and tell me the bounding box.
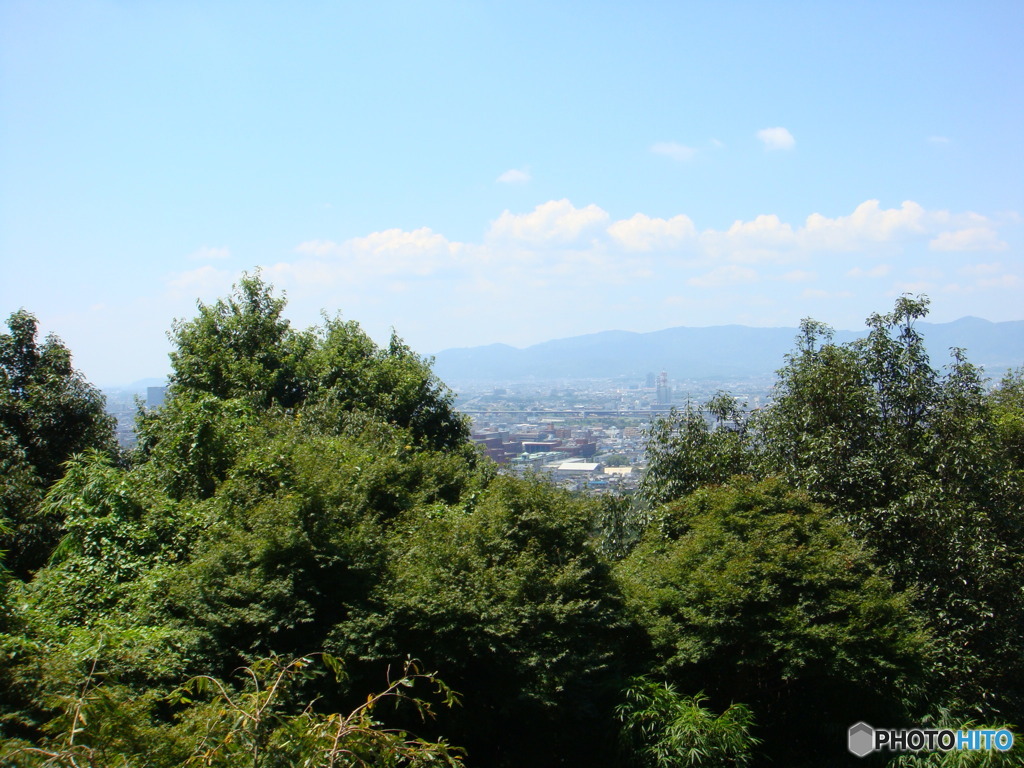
[0,310,115,577]
[160,273,467,452]
[640,393,752,508]
[1,283,479,750]
[334,475,635,767]
[641,295,1024,720]
[756,297,1024,718]
[616,478,929,766]
[168,272,308,409]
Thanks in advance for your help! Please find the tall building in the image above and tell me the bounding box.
[146,386,167,408]
[656,371,670,404]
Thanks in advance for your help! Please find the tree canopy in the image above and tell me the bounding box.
[616,478,929,762]
[641,295,1024,726]
[162,273,468,452]
[0,310,115,578]
[2,288,1022,767]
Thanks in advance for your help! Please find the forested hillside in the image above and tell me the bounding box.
[1,280,1021,766]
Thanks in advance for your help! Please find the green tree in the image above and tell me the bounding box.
[162,274,467,451]
[752,317,885,513]
[2,280,480,752]
[641,394,751,508]
[1,655,466,767]
[0,310,115,578]
[335,476,635,767]
[168,272,309,409]
[641,296,1024,721]
[602,454,630,467]
[989,366,1024,478]
[134,393,260,500]
[301,319,468,451]
[0,416,484,750]
[617,678,758,768]
[593,493,645,560]
[615,478,929,765]
[753,298,1024,719]
[155,422,485,674]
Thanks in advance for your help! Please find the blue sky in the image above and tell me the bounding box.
[2,1,1021,385]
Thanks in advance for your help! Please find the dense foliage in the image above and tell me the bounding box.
[1,283,1021,766]
[616,678,759,768]
[754,300,1024,720]
[639,296,1024,751]
[617,478,928,762]
[163,273,468,452]
[0,310,116,578]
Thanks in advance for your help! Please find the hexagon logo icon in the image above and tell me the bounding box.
[848,722,875,757]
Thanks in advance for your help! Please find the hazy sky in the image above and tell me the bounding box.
[2,1,1022,385]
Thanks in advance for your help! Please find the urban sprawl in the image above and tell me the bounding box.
[105,373,773,497]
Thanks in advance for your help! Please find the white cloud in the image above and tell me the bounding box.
[894,281,939,294]
[292,227,463,279]
[687,265,759,288]
[724,214,796,245]
[801,288,853,299]
[165,265,234,299]
[977,274,1020,288]
[283,199,1012,292]
[488,199,610,245]
[929,227,1007,251]
[927,136,951,145]
[756,127,795,151]
[701,214,798,263]
[294,240,338,257]
[350,227,455,257]
[651,142,696,162]
[497,168,531,184]
[298,228,455,259]
[607,213,697,251]
[342,199,1007,291]
[802,200,926,250]
[229,197,1020,355]
[187,246,231,261]
[959,262,1002,276]
[847,264,891,278]
[780,270,816,282]
[937,270,1021,294]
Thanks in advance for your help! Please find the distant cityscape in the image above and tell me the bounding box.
[456,373,770,495]
[102,314,1022,496]
[105,374,770,497]
[104,385,168,448]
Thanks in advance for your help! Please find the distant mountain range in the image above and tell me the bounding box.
[432,317,1024,383]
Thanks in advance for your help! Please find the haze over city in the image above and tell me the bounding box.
[2,1,1021,386]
